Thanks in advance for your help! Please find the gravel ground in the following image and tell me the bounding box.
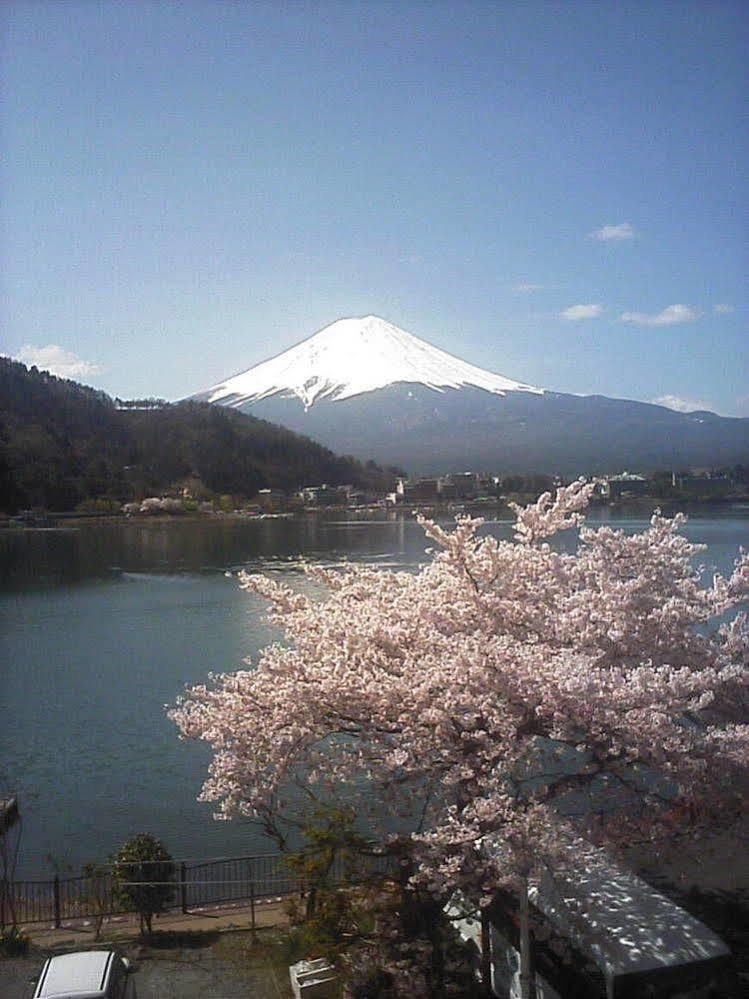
[0,955,37,999]
[128,952,286,998]
[0,937,291,999]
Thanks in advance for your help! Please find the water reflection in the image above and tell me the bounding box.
[0,517,426,590]
[2,508,747,592]
[0,509,746,875]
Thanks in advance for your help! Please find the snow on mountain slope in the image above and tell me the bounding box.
[204,315,542,409]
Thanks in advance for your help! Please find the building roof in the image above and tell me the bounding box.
[531,844,729,980]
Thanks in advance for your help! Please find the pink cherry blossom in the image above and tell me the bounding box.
[170,481,749,896]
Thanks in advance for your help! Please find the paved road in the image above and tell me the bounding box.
[0,956,35,999]
[0,951,288,998]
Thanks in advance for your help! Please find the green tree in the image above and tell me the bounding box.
[0,358,400,512]
[112,834,175,938]
[285,806,368,923]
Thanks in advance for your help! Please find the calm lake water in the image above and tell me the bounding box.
[1,508,748,876]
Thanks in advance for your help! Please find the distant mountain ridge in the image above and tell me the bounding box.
[0,357,400,513]
[195,316,749,475]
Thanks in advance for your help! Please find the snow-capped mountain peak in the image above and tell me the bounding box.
[203,315,542,409]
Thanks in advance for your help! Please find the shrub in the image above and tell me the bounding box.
[0,925,29,957]
[112,833,175,938]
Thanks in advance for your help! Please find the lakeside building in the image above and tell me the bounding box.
[256,488,287,512]
[395,472,500,504]
[450,843,729,998]
[107,464,749,520]
[671,470,735,497]
[297,484,345,505]
[396,477,441,502]
[296,483,375,507]
[596,472,649,500]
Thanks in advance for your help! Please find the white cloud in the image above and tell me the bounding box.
[513,282,546,293]
[560,303,604,320]
[620,304,698,327]
[652,394,713,414]
[15,344,102,380]
[714,303,735,314]
[589,222,637,241]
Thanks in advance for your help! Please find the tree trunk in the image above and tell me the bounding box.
[480,907,493,997]
[518,876,536,999]
[427,902,446,999]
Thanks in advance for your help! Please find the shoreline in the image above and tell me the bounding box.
[2,494,749,532]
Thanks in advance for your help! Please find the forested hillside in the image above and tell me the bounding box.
[0,358,402,512]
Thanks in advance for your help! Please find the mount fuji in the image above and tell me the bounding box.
[200,315,542,408]
[194,316,749,475]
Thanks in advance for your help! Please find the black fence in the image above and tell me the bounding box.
[0,851,394,928]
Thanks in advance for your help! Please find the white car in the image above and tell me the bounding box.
[32,950,136,999]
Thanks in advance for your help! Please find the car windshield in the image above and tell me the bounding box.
[36,951,114,998]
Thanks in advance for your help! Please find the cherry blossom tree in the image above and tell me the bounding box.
[171,481,748,994]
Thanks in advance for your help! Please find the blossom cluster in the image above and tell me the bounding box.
[170,481,749,896]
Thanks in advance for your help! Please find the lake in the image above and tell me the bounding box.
[1,508,747,876]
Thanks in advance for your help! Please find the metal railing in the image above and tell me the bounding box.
[0,851,393,928]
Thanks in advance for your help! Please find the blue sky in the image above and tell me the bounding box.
[2,1,747,414]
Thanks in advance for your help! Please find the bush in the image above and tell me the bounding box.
[74,497,120,514]
[112,833,175,938]
[0,925,30,957]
